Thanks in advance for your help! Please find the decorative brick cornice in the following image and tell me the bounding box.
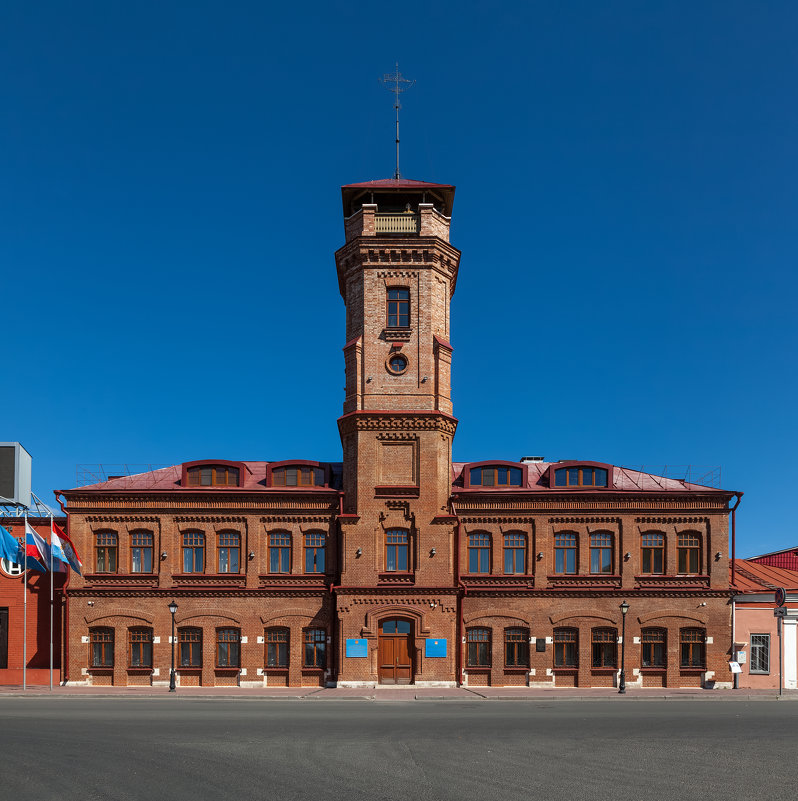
[68,497,337,513]
[452,498,728,513]
[457,516,539,525]
[338,411,458,436]
[68,588,331,599]
[635,517,710,525]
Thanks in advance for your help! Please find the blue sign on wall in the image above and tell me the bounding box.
[425,638,447,658]
[345,638,368,658]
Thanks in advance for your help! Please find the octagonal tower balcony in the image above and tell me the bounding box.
[341,178,455,243]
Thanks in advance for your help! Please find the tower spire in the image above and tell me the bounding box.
[381,63,414,180]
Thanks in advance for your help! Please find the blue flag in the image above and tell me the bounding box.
[0,524,21,564]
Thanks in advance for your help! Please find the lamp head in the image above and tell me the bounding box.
[168,600,178,615]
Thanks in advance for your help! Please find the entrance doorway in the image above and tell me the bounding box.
[378,618,413,684]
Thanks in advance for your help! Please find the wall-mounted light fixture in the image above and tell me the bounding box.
[715,552,722,561]
[160,551,168,561]
[355,548,362,557]
[421,376,428,383]
[537,552,544,560]
[366,376,372,383]
[248,551,255,560]
[430,547,436,556]
[87,600,94,607]
[624,552,631,561]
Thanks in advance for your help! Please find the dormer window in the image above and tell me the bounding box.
[272,466,325,487]
[469,466,523,487]
[186,465,240,487]
[553,465,609,488]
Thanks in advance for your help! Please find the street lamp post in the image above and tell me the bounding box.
[618,600,629,694]
[168,600,178,692]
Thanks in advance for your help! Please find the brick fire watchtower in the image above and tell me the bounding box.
[334,178,461,686]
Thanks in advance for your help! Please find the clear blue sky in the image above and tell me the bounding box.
[2,1,796,556]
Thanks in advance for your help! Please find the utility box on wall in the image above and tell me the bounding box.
[0,443,32,508]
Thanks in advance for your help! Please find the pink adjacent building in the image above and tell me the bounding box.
[732,559,798,690]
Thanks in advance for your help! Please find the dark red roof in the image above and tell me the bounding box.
[341,178,454,190]
[64,462,342,493]
[66,459,734,495]
[340,178,456,217]
[450,461,732,493]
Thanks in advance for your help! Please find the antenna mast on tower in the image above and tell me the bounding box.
[381,64,414,180]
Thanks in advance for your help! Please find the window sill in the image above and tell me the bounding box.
[214,667,241,673]
[177,667,202,673]
[301,667,325,673]
[258,575,328,589]
[126,667,153,673]
[552,667,578,673]
[382,326,413,342]
[173,573,247,586]
[263,667,289,673]
[679,667,706,673]
[503,667,529,673]
[378,572,415,584]
[87,666,113,673]
[640,667,667,672]
[590,667,618,673]
[464,666,491,672]
[547,574,620,581]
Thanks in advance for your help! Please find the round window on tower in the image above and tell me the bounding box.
[386,353,408,376]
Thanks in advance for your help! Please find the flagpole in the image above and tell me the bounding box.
[22,511,27,692]
[49,512,54,692]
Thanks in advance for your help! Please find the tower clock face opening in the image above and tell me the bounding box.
[387,353,408,375]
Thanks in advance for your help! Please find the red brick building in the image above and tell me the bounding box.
[58,177,741,688]
[0,516,67,685]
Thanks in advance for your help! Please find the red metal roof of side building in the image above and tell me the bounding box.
[731,559,798,593]
[450,461,732,493]
[745,546,798,572]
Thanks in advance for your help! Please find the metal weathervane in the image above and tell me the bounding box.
[381,63,414,180]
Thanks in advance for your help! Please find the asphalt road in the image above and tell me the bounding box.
[1,698,795,801]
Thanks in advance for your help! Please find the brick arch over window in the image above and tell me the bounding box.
[549,612,619,626]
[638,612,707,627]
[261,611,326,627]
[175,612,242,626]
[463,613,531,627]
[85,609,154,625]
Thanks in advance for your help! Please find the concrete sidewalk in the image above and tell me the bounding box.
[1,683,796,701]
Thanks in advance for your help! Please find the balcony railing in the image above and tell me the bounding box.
[375,213,419,234]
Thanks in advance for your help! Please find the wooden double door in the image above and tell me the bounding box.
[378,618,414,685]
